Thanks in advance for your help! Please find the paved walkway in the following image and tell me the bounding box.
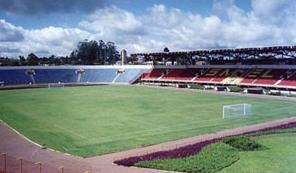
[0,122,91,173]
[1,117,296,173]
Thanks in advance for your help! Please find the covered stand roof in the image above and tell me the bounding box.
[131,46,296,62]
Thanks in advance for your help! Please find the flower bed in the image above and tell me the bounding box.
[114,121,296,166]
[136,142,239,173]
[114,140,216,166]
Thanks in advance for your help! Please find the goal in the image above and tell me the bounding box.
[223,103,252,119]
[48,82,65,89]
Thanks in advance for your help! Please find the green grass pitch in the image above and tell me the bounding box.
[0,85,295,157]
[220,132,296,173]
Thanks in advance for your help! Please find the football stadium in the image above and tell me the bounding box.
[0,0,296,173]
[1,46,296,173]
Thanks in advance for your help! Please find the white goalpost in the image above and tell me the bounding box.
[223,103,252,119]
[48,82,65,89]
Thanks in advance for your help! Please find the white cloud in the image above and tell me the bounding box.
[251,0,294,22]
[0,22,91,57]
[79,6,144,38]
[79,3,296,53]
[0,19,24,42]
[212,0,235,17]
[2,1,296,57]
[23,26,91,55]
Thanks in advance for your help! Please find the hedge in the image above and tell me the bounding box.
[222,136,266,151]
[227,86,243,92]
[189,84,204,90]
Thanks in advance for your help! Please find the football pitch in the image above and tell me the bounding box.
[0,85,295,157]
[220,132,296,173]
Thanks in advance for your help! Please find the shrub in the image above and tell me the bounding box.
[222,136,265,151]
[227,86,242,92]
[135,142,239,173]
[189,84,204,90]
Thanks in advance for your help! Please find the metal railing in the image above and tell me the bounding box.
[0,153,91,173]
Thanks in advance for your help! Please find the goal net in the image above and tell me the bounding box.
[48,82,65,89]
[223,103,252,119]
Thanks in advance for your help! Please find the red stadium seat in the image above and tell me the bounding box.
[252,69,286,85]
[162,68,198,81]
[139,67,296,88]
[278,70,296,86]
[141,69,165,80]
[194,69,222,82]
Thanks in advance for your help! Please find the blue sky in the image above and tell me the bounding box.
[0,0,252,28]
[111,0,252,15]
[0,0,296,57]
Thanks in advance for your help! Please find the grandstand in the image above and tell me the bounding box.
[0,65,150,86]
[140,66,296,89]
[135,46,296,94]
[1,46,296,94]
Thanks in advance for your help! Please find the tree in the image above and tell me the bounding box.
[77,40,99,65]
[19,56,26,65]
[72,39,120,65]
[164,47,170,52]
[105,41,119,64]
[97,40,106,64]
[27,53,39,65]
